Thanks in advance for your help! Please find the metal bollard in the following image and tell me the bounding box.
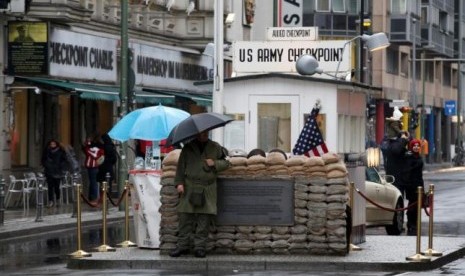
[421,184,442,257]
[35,183,44,222]
[105,172,111,195]
[94,181,116,252]
[349,182,361,251]
[117,180,136,247]
[71,173,80,218]
[406,186,431,262]
[69,184,91,258]
[0,178,5,225]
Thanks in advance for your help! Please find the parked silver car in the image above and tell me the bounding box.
[365,167,404,235]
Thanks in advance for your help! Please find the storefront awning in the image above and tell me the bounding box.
[15,77,176,104]
[134,90,175,105]
[16,77,119,101]
[142,88,212,107]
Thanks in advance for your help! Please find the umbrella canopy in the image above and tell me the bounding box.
[166,112,233,146]
[108,105,190,142]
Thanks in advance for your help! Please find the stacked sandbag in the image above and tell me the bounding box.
[220,156,248,176]
[161,149,180,179]
[304,156,326,177]
[265,151,288,175]
[246,154,267,175]
[158,149,349,256]
[285,155,308,176]
[305,176,330,254]
[322,152,349,254]
[159,149,181,253]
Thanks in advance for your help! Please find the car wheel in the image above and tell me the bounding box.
[385,199,404,235]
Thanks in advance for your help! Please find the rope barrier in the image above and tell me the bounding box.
[107,189,128,207]
[355,187,417,212]
[80,190,103,208]
[423,194,432,217]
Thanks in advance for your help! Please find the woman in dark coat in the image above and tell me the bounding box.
[404,139,425,235]
[41,139,67,207]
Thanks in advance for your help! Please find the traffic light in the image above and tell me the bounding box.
[410,110,419,130]
[367,102,376,118]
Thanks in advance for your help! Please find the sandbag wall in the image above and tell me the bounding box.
[159,150,349,255]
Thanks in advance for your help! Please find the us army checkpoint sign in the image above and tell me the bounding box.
[233,40,350,74]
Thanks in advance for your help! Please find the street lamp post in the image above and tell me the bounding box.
[296,32,390,78]
[211,0,224,144]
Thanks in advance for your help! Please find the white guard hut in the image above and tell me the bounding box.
[209,73,381,156]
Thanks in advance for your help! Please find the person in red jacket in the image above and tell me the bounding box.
[82,136,104,203]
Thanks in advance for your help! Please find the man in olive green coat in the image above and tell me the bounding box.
[170,131,230,258]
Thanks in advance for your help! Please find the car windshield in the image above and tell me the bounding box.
[366,167,382,184]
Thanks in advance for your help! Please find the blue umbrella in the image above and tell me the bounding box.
[108,105,190,142]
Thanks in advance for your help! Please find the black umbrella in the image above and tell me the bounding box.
[166,112,233,146]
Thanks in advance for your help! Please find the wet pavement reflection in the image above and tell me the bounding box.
[0,223,127,273]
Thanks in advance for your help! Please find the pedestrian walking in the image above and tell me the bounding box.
[170,131,230,258]
[82,136,104,203]
[97,133,117,195]
[404,138,425,235]
[41,139,67,207]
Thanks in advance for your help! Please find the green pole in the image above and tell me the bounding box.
[421,51,426,159]
[118,0,129,211]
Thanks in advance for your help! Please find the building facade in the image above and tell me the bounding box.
[273,0,464,164]
[2,0,463,183]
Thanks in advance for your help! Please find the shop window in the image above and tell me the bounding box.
[332,0,345,13]
[315,14,331,30]
[224,114,245,151]
[452,68,457,89]
[347,0,357,13]
[443,66,451,87]
[333,14,347,30]
[426,62,434,82]
[338,114,365,153]
[400,52,409,77]
[421,6,429,24]
[439,11,448,32]
[435,61,441,80]
[391,0,407,15]
[316,0,330,12]
[386,48,399,75]
[257,103,291,152]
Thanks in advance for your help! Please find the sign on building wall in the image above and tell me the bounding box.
[49,28,118,82]
[275,0,304,27]
[233,40,350,74]
[266,27,318,41]
[7,21,48,75]
[133,43,213,93]
[445,100,456,116]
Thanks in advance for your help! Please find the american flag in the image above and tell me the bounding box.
[292,106,328,157]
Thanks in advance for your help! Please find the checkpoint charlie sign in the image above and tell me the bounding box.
[233,40,350,74]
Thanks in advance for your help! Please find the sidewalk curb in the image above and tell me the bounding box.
[66,243,465,272]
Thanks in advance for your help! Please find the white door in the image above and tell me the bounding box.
[248,95,300,153]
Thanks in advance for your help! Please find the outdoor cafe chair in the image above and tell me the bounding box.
[24,172,48,206]
[60,171,73,205]
[5,175,31,213]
